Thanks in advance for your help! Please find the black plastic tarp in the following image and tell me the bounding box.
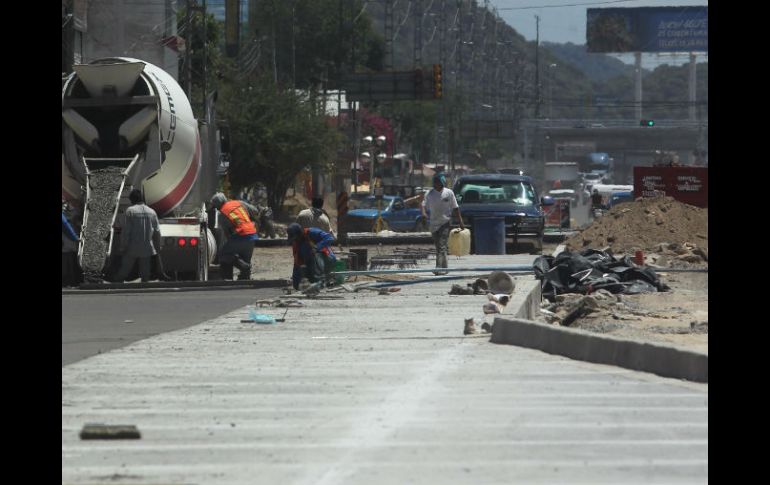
[534,249,670,299]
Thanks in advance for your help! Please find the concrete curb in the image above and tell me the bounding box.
[506,278,542,320]
[490,317,708,382]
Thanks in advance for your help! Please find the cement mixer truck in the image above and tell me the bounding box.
[62,58,221,282]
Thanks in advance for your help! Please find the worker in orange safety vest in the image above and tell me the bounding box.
[210,192,260,280]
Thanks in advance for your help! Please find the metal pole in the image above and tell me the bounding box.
[634,51,642,120]
[185,0,192,96]
[353,104,361,193]
[333,265,535,276]
[202,0,207,116]
[534,14,540,118]
[414,0,423,69]
[688,52,697,122]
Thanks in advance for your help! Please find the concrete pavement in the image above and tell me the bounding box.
[62,254,707,484]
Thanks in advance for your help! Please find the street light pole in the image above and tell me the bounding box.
[548,63,556,119]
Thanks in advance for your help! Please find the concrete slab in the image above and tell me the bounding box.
[62,253,707,484]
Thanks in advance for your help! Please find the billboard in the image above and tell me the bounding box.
[587,7,708,53]
[633,166,708,208]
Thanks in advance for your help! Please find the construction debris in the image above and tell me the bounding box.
[449,284,475,295]
[483,302,502,314]
[464,318,478,335]
[534,248,670,299]
[80,424,141,440]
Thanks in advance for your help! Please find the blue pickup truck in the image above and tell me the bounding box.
[452,173,554,254]
[344,195,427,232]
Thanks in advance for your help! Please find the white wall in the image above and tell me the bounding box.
[83,0,179,80]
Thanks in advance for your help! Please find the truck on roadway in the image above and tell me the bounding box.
[62,57,222,282]
[543,162,580,207]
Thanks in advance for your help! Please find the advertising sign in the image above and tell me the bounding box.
[587,7,708,53]
[633,166,708,208]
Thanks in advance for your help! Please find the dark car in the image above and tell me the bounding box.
[496,168,526,176]
[452,174,554,254]
[344,195,426,233]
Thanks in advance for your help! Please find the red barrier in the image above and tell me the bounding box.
[544,199,571,229]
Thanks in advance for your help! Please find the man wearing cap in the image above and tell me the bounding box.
[421,173,465,275]
[286,223,337,290]
[210,192,260,280]
[296,197,335,238]
[113,189,161,282]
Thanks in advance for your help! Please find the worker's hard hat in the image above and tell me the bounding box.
[210,192,227,210]
[287,223,303,242]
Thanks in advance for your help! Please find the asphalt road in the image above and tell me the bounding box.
[62,288,282,366]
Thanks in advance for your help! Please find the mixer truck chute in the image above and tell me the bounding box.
[62,58,217,282]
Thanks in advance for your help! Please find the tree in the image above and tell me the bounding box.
[219,71,342,215]
[178,4,232,118]
[376,101,438,164]
[245,0,384,89]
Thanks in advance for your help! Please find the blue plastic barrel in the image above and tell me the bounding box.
[473,217,506,254]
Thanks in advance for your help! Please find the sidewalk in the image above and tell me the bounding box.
[62,253,707,484]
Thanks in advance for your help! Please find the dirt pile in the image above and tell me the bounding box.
[566,196,707,267]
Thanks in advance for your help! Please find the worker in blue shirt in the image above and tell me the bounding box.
[62,209,81,287]
[286,223,336,290]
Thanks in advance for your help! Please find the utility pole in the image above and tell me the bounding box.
[385,0,394,70]
[534,14,540,118]
[634,51,642,121]
[202,0,207,118]
[439,0,447,163]
[185,0,192,97]
[458,0,463,94]
[414,0,423,69]
[688,52,697,122]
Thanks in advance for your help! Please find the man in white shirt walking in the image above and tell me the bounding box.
[421,173,465,275]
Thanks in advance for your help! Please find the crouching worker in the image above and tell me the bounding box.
[286,222,336,290]
[210,192,259,280]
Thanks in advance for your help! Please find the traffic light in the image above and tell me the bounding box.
[640,119,655,127]
[433,64,443,99]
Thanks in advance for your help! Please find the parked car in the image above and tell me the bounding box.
[452,173,554,254]
[344,195,427,232]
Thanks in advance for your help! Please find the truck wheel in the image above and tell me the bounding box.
[197,228,209,281]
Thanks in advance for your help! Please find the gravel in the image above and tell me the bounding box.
[80,166,126,282]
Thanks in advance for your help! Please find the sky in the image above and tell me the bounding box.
[488,0,708,67]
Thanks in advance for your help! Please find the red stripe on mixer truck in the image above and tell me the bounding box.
[152,133,202,216]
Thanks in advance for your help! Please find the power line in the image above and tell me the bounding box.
[495,0,637,11]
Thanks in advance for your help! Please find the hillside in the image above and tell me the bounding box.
[542,41,636,83]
